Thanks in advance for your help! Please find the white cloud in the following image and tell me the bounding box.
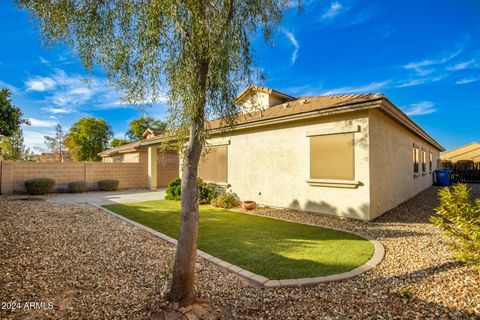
[39,56,50,64]
[29,118,57,128]
[322,81,389,95]
[403,101,436,116]
[25,69,112,110]
[396,74,447,88]
[26,77,56,91]
[403,50,462,75]
[284,30,300,64]
[447,59,476,71]
[25,68,167,113]
[456,78,478,85]
[22,130,51,150]
[41,106,74,114]
[320,1,343,21]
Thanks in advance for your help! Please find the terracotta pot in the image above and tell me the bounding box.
[242,200,256,210]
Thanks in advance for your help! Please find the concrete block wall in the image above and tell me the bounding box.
[0,161,165,194]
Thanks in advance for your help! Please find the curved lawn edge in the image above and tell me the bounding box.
[92,204,385,288]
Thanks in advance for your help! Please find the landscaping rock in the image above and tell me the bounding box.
[1,185,479,319]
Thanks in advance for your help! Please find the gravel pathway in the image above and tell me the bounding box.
[1,186,479,319]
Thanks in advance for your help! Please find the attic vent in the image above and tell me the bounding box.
[284,102,291,109]
[300,99,308,105]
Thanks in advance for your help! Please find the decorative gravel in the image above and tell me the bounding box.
[1,186,479,319]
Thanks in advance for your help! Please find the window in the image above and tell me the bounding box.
[198,145,228,183]
[310,133,355,180]
[113,155,123,163]
[422,150,427,173]
[429,152,433,172]
[413,147,419,174]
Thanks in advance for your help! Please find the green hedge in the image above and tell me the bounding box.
[165,177,221,204]
[97,180,119,191]
[24,178,55,195]
[68,181,87,193]
[165,178,181,200]
[211,192,240,209]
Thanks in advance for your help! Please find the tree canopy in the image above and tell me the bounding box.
[126,116,166,141]
[44,124,66,162]
[18,0,292,305]
[0,88,29,137]
[64,117,113,161]
[109,138,130,148]
[0,129,34,161]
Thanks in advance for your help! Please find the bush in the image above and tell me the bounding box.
[68,181,87,193]
[197,179,219,204]
[97,179,119,191]
[165,177,221,204]
[212,191,240,209]
[24,178,55,195]
[431,184,480,272]
[165,177,182,200]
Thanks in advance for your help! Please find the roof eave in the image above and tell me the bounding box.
[208,98,384,134]
[380,98,445,151]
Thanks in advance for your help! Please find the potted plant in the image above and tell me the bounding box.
[242,200,256,210]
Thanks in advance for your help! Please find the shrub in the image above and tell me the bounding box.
[165,177,221,204]
[24,178,55,195]
[197,179,219,204]
[431,184,480,272]
[97,179,119,191]
[68,181,87,193]
[212,191,240,209]
[165,177,182,200]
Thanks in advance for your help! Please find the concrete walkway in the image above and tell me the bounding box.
[46,188,166,205]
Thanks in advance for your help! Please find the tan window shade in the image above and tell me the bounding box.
[422,150,427,172]
[413,147,419,173]
[310,133,355,180]
[198,145,228,183]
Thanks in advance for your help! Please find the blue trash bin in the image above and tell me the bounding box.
[434,169,451,186]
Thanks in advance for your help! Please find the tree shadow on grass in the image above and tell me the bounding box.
[106,201,375,279]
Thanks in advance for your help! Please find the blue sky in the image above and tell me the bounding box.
[0,0,479,151]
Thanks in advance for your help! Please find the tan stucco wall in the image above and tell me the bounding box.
[368,109,440,219]
[207,111,373,220]
[122,152,141,163]
[240,91,270,112]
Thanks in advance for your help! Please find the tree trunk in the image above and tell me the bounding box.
[167,60,208,305]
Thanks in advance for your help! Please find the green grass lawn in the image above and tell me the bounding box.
[104,200,374,279]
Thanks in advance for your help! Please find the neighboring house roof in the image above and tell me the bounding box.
[235,85,296,103]
[142,128,164,139]
[100,87,444,157]
[440,142,480,162]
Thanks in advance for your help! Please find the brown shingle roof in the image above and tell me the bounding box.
[208,93,384,130]
[99,92,444,155]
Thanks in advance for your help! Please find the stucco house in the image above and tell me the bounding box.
[198,85,443,220]
[100,85,444,220]
[99,131,179,187]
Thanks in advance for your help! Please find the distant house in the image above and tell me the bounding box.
[99,85,444,220]
[440,142,480,163]
[35,150,72,162]
[99,130,179,187]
